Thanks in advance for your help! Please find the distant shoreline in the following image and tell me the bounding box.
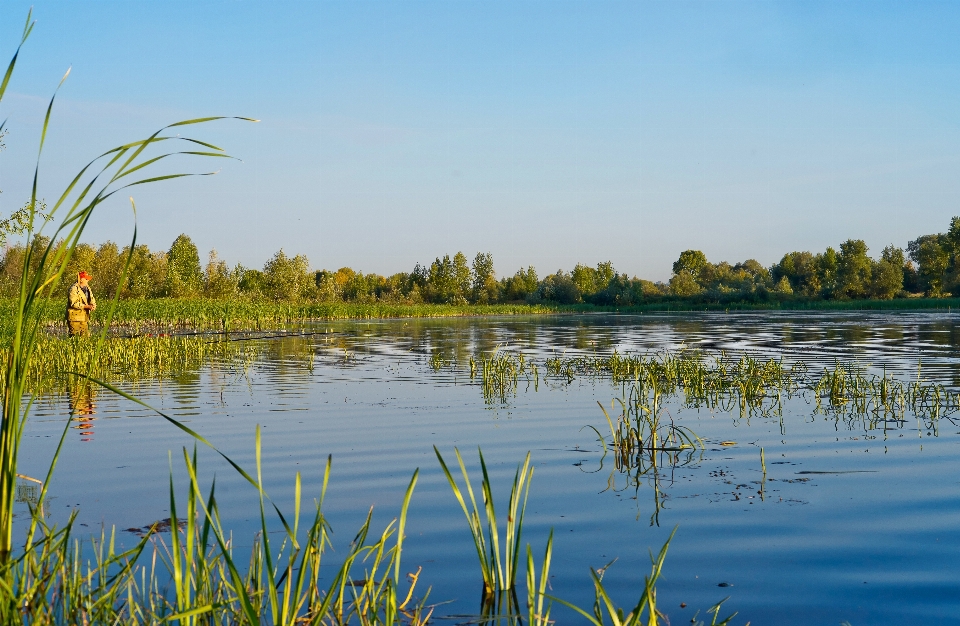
[14,297,960,338]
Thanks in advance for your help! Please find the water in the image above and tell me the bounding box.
[17,311,960,624]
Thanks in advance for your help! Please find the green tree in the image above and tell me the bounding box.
[0,199,51,249]
[903,260,921,292]
[238,268,266,295]
[595,261,615,291]
[836,239,872,299]
[870,245,905,300]
[452,252,471,303]
[669,271,702,296]
[165,234,203,297]
[423,253,471,303]
[945,216,960,256]
[0,235,53,296]
[471,252,497,304]
[123,244,167,298]
[314,269,339,301]
[203,249,237,299]
[773,276,793,294]
[571,264,597,297]
[501,266,539,301]
[572,261,616,300]
[816,247,839,297]
[91,241,122,298]
[262,249,311,301]
[532,270,580,304]
[772,251,819,295]
[426,255,455,303]
[915,239,950,296]
[672,250,708,280]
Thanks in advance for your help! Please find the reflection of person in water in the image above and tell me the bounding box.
[69,384,96,442]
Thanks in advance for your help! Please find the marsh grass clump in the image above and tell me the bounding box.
[12,335,260,396]
[433,448,734,625]
[4,300,563,339]
[543,350,800,417]
[811,361,960,431]
[812,361,960,420]
[549,526,737,626]
[433,446,532,605]
[596,385,705,466]
[469,350,538,403]
[586,384,705,526]
[544,348,960,426]
[0,436,433,625]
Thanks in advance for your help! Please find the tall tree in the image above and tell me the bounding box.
[204,249,237,299]
[836,239,872,299]
[165,234,203,297]
[816,247,839,297]
[914,239,950,296]
[471,252,497,303]
[870,245,905,299]
[672,250,708,279]
[772,251,819,295]
[452,252,471,303]
[123,245,167,299]
[502,266,539,301]
[91,241,122,298]
[262,249,311,301]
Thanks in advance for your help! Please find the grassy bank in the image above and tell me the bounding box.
[12,299,567,334]
[12,294,960,340]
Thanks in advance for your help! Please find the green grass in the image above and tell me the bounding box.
[9,335,262,397]
[459,347,959,430]
[434,447,533,603]
[0,299,567,336]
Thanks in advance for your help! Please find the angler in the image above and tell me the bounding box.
[66,270,96,337]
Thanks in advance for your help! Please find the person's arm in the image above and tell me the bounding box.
[68,286,85,310]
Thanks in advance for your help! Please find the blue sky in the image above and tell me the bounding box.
[1,1,959,281]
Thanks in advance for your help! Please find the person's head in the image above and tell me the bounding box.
[78,271,92,286]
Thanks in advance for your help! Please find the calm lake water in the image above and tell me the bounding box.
[17,311,960,624]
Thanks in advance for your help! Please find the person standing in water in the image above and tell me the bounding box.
[66,271,96,337]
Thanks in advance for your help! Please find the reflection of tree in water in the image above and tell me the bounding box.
[69,383,96,442]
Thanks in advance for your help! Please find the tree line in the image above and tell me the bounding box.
[2,216,959,305]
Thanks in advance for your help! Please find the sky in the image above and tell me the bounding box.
[1,1,960,281]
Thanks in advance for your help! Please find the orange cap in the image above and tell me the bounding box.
[78,271,92,280]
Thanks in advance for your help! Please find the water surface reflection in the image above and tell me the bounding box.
[16,312,960,625]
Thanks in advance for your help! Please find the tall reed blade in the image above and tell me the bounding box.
[434,446,533,599]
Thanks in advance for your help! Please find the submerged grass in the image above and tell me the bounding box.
[10,335,260,397]
[471,348,960,426]
[468,350,539,404]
